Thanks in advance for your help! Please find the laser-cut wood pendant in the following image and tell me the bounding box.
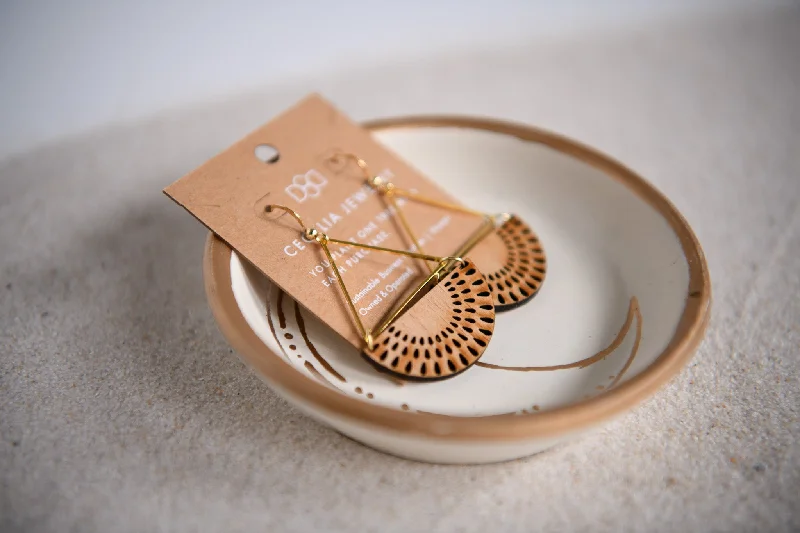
[485,215,547,310]
[264,205,496,381]
[362,259,495,380]
[332,154,548,312]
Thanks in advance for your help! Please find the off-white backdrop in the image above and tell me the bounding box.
[0,0,775,161]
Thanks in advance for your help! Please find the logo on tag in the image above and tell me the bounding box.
[285,169,327,203]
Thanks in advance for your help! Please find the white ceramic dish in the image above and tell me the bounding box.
[203,117,710,464]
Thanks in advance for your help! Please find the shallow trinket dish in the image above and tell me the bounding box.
[202,116,710,464]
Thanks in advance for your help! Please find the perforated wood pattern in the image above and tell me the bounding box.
[362,260,495,381]
[486,216,547,311]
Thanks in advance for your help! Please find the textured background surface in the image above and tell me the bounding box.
[1,7,799,533]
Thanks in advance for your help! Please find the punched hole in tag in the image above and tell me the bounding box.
[254,144,280,164]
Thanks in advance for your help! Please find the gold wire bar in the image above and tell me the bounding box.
[392,217,501,338]
[372,259,455,338]
[384,194,434,274]
[386,186,487,218]
[451,215,498,258]
[318,240,371,346]
[333,150,490,222]
[326,237,460,263]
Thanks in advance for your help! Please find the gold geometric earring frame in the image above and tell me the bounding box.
[332,154,547,311]
[265,204,496,381]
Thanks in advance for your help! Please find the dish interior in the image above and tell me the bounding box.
[230,127,689,416]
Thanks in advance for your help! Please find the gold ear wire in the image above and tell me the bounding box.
[329,153,372,183]
[265,204,309,234]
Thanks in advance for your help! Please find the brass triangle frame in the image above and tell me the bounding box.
[264,204,464,350]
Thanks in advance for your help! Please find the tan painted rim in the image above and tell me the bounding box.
[202,116,711,442]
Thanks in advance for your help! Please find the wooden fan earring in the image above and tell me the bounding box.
[264,205,496,381]
[332,154,547,312]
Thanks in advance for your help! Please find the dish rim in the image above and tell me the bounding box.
[202,115,711,442]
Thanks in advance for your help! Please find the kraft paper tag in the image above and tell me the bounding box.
[164,94,484,348]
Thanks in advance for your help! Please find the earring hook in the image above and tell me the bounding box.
[265,204,322,242]
[265,204,306,229]
[331,152,390,190]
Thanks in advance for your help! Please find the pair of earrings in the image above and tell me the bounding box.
[266,155,546,381]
